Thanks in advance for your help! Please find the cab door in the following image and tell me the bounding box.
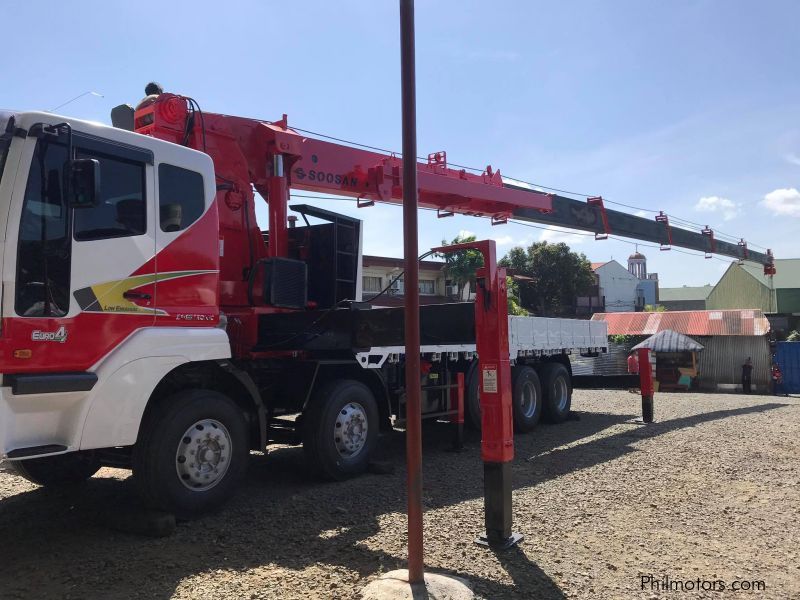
[5,130,157,374]
[152,159,219,326]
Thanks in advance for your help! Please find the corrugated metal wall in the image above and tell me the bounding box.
[571,342,634,376]
[695,336,771,391]
[571,336,771,392]
[707,264,772,312]
[777,289,800,313]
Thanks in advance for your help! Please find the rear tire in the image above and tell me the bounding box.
[512,366,542,432]
[132,389,249,518]
[466,362,482,430]
[10,451,100,487]
[539,362,572,423]
[303,379,378,480]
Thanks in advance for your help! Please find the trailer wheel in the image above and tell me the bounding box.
[9,451,100,487]
[303,379,378,480]
[512,366,542,432]
[132,389,249,518]
[539,362,572,423]
[466,363,482,430]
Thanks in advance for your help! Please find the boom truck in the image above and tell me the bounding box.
[0,91,774,516]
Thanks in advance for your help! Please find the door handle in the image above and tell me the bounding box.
[123,290,152,301]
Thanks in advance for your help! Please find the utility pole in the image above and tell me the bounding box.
[400,0,424,586]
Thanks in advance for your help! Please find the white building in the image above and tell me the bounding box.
[361,255,451,306]
[592,260,642,312]
[586,250,659,313]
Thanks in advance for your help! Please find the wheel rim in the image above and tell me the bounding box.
[519,380,538,418]
[175,419,233,491]
[554,377,569,412]
[334,402,369,458]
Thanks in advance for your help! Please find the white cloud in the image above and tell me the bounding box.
[785,153,800,167]
[694,196,741,221]
[762,188,800,217]
[634,210,647,217]
[539,226,586,245]
[457,229,475,239]
[493,234,514,246]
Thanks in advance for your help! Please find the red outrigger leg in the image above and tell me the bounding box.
[432,239,522,549]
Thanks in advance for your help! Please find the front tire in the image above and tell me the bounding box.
[303,379,378,480]
[539,362,572,423]
[132,390,249,518]
[10,451,100,487]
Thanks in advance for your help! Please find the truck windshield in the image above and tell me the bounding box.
[0,111,16,188]
[0,135,9,185]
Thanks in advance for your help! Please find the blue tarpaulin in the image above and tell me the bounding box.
[775,341,800,394]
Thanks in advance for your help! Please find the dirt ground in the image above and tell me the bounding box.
[1,389,798,600]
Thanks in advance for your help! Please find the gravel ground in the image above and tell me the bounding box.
[0,389,798,600]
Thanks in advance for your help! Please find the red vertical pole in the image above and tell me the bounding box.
[267,155,288,258]
[400,0,424,585]
[638,348,654,423]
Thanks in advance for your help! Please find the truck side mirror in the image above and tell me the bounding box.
[69,159,100,208]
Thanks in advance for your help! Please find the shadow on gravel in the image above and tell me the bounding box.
[512,402,791,491]
[0,402,787,600]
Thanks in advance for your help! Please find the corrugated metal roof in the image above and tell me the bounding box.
[659,285,714,302]
[591,309,770,336]
[632,330,704,352]
[739,259,800,289]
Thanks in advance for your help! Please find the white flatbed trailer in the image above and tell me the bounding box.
[355,315,608,368]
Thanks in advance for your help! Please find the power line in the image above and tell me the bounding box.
[287,124,769,251]
[49,90,104,113]
[288,192,762,267]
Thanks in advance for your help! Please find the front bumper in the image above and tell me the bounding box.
[0,383,87,461]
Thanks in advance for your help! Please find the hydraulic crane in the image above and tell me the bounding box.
[134,94,775,334]
[140,96,775,257]
[0,91,774,521]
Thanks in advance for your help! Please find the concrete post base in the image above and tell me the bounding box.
[361,569,473,600]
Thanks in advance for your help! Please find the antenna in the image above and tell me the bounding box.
[49,91,104,113]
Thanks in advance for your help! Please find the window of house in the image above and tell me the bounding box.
[390,277,404,294]
[73,150,146,241]
[363,276,382,293]
[419,279,436,295]
[158,163,205,232]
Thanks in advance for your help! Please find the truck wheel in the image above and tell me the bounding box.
[303,379,378,480]
[9,451,100,487]
[132,390,249,518]
[512,366,542,433]
[466,363,482,430]
[539,362,572,423]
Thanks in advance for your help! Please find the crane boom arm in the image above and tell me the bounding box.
[508,187,772,266]
[135,94,774,272]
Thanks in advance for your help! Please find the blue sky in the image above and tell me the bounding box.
[3,0,799,286]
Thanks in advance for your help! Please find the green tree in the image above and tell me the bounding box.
[500,241,595,316]
[507,276,528,316]
[644,304,667,312]
[437,233,484,298]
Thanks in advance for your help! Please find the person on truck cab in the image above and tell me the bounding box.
[136,81,163,111]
